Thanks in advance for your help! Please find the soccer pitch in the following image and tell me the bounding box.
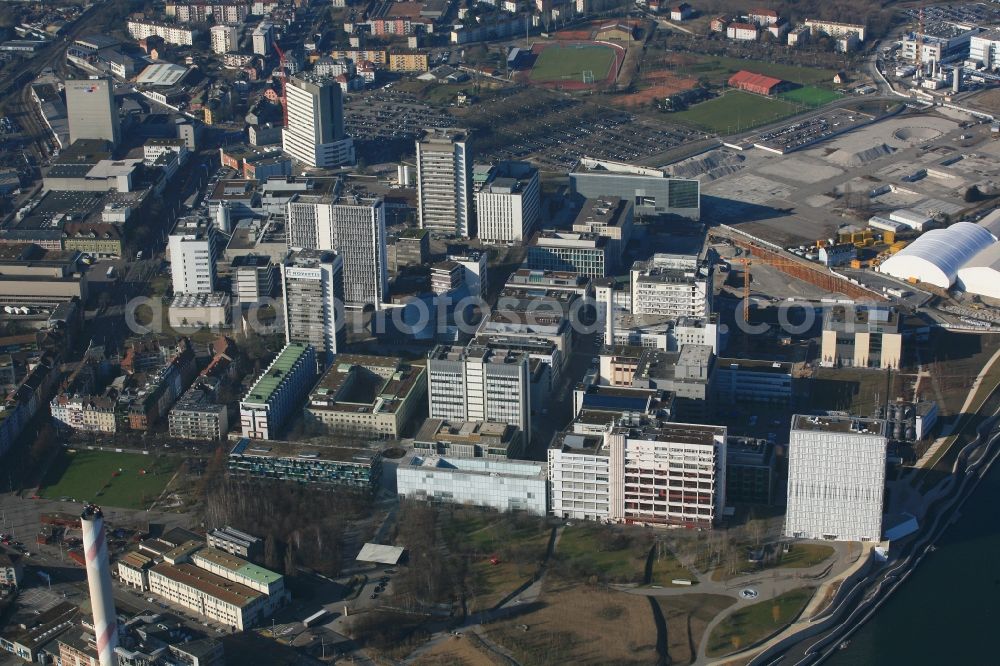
[529,44,616,83]
[40,449,179,510]
[779,86,843,107]
[672,91,802,133]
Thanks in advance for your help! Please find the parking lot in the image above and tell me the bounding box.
[749,109,873,154]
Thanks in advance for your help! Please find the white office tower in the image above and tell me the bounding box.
[785,415,887,542]
[65,78,121,147]
[210,24,238,54]
[630,253,712,319]
[81,505,118,666]
[416,128,473,238]
[427,343,531,441]
[286,185,388,310]
[281,249,345,368]
[475,161,540,243]
[282,73,354,168]
[168,219,217,294]
[251,21,273,56]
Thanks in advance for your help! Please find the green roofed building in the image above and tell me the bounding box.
[239,342,317,440]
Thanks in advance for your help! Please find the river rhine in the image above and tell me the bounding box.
[826,460,1000,664]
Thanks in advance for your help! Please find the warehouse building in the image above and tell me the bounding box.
[727,70,785,96]
[878,222,996,288]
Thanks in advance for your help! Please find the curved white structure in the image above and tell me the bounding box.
[958,244,1000,299]
[879,222,996,288]
[81,505,118,666]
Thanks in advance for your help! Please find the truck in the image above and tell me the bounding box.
[106,266,116,279]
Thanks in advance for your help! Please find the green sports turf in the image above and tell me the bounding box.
[672,90,802,133]
[529,44,616,83]
[40,449,179,510]
[779,86,843,107]
[672,55,837,87]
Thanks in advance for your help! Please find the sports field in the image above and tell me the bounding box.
[40,449,179,510]
[667,54,837,87]
[529,44,616,83]
[672,90,802,133]
[780,86,843,107]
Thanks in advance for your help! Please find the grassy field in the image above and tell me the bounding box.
[706,587,815,657]
[40,449,178,510]
[486,583,658,664]
[554,524,650,583]
[441,510,551,611]
[780,86,843,107]
[672,90,802,133]
[777,543,835,568]
[657,595,737,664]
[650,543,697,586]
[530,44,616,83]
[673,55,837,87]
[413,635,501,666]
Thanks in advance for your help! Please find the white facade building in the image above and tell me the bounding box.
[427,343,532,441]
[251,21,273,56]
[397,456,548,515]
[282,73,354,168]
[416,128,473,238]
[548,428,612,521]
[127,20,198,46]
[784,415,887,542]
[168,220,217,294]
[631,253,712,319]
[475,161,540,244]
[878,221,995,288]
[970,30,1000,69]
[281,250,345,368]
[286,186,388,310]
[210,24,238,54]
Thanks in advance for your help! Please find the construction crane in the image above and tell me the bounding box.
[733,255,806,322]
[272,39,288,127]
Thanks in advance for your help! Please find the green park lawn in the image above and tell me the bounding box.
[780,86,843,107]
[674,55,837,87]
[530,44,616,82]
[707,587,816,656]
[40,449,179,510]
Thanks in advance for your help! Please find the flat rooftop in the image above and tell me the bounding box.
[151,562,262,608]
[406,455,545,478]
[792,414,886,436]
[230,438,380,465]
[307,356,423,415]
[616,420,726,446]
[414,418,518,443]
[550,430,608,455]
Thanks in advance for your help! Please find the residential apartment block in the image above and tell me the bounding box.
[416,128,473,238]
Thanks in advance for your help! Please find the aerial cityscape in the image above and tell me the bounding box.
[0,0,998,664]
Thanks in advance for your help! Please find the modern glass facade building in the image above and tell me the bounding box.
[228,438,382,491]
[397,456,547,515]
[569,158,699,220]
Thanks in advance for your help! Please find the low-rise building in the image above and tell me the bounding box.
[168,385,229,440]
[820,304,901,369]
[413,418,524,459]
[207,527,264,562]
[148,562,266,631]
[714,358,794,405]
[397,456,547,515]
[227,438,383,491]
[303,354,426,438]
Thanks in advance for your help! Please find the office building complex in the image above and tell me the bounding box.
[970,30,1000,68]
[147,563,265,631]
[527,231,611,278]
[607,420,726,528]
[228,438,383,490]
[251,21,273,56]
[714,359,794,405]
[207,527,264,562]
[475,161,540,243]
[821,304,902,369]
[65,79,121,147]
[168,218,218,294]
[282,73,354,168]
[286,182,388,310]
[230,254,276,304]
[413,418,525,459]
[398,456,548,515]
[304,354,426,437]
[427,343,532,440]
[281,250,345,367]
[630,253,712,319]
[239,342,317,439]
[416,128,473,237]
[785,415,887,542]
[569,158,700,220]
[548,426,612,521]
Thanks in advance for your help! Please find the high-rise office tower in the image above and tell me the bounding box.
[286,182,388,310]
[475,161,540,244]
[426,342,532,441]
[282,73,354,168]
[784,414,887,542]
[168,218,217,294]
[281,249,345,368]
[416,128,473,238]
[65,78,121,146]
